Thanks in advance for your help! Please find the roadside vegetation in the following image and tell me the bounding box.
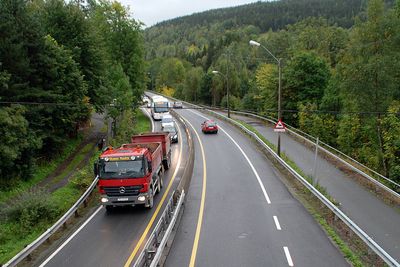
[0,0,148,263]
[0,135,82,203]
[0,0,145,190]
[145,0,400,187]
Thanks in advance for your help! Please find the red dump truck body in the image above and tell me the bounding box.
[131,132,172,170]
[95,132,171,210]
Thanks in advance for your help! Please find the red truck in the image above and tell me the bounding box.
[94,132,171,211]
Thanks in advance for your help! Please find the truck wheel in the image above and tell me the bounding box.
[160,175,164,189]
[147,188,154,209]
[156,175,162,194]
[166,155,171,170]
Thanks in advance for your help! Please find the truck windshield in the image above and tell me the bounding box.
[100,159,144,179]
[154,102,169,113]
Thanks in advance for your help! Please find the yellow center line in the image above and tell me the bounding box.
[124,123,183,267]
[184,119,207,267]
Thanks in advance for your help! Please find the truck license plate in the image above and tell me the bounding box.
[117,198,129,201]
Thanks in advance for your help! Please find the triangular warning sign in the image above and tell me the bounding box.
[274,119,286,132]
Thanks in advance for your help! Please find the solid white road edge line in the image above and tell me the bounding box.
[284,246,294,266]
[39,206,103,267]
[273,216,282,230]
[188,109,272,204]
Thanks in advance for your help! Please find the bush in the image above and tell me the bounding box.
[71,166,94,190]
[0,188,59,228]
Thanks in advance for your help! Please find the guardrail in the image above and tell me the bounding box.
[3,176,99,267]
[132,103,195,267]
[150,92,399,198]
[228,109,400,196]
[133,190,185,267]
[205,108,400,267]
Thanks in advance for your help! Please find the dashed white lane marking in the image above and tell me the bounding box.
[188,109,271,204]
[284,246,294,266]
[273,216,282,230]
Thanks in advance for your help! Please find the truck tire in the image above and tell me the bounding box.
[160,174,164,189]
[163,151,172,170]
[147,188,154,209]
[156,175,162,194]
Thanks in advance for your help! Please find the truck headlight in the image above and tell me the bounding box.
[173,134,177,139]
[138,196,146,202]
[101,197,109,203]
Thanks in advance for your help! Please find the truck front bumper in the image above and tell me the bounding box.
[100,193,149,207]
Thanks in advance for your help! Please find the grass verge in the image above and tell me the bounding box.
[50,143,94,186]
[134,108,152,134]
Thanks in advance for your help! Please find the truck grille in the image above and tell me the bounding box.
[103,185,142,197]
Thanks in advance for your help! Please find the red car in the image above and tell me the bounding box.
[201,120,218,134]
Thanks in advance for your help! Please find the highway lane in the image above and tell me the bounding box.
[35,110,188,267]
[222,111,400,262]
[166,108,349,267]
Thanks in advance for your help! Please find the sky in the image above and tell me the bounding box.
[119,0,261,27]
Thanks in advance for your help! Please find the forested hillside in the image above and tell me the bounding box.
[0,0,145,187]
[144,0,400,186]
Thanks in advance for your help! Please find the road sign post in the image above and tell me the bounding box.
[274,119,286,156]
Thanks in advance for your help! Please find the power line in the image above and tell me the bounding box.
[0,101,83,107]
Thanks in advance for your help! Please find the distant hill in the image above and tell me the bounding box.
[151,0,365,31]
[144,0,395,59]
[143,0,395,60]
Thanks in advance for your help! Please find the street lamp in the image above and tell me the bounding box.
[212,70,230,118]
[249,40,283,156]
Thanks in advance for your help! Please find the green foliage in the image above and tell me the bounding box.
[337,114,362,159]
[338,0,399,114]
[255,63,278,115]
[91,1,146,107]
[220,95,242,111]
[110,108,151,147]
[382,101,400,183]
[284,52,331,105]
[0,106,40,183]
[155,58,186,92]
[0,0,145,186]
[144,0,400,177]
[0,134,81,201]
[298,103,337,145]
[0,188,59,228]
[39,0,109,110]
[184,67,204,102]
[283,52,331,125]
[287,17,349,67]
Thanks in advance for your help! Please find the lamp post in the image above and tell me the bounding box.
[212,70,230,118]
[249,40,283,156]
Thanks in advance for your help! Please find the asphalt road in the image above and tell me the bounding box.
[35,108,188,267]
[166,107,349,267]
[222,111,400,262]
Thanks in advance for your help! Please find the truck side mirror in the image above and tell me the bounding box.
[148,160,152,173]
[94,162,99,176]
